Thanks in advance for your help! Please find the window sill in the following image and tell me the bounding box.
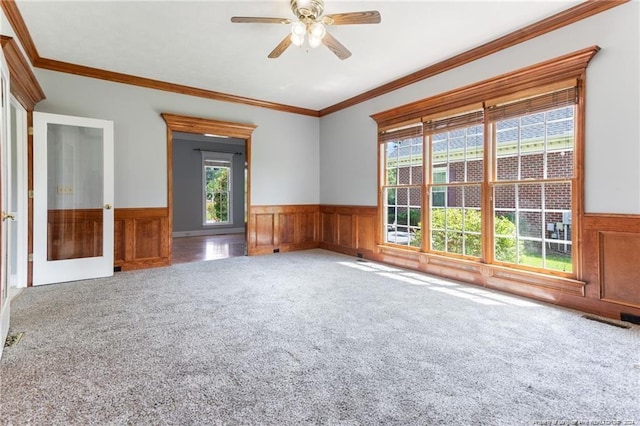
[376,244,586,298]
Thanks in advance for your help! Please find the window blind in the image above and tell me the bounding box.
[487,87,577,122]
[379,123,423,144]
[423,110,484,134]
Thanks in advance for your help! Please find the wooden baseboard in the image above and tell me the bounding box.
[317,206,640,321]
[112,205,640,321]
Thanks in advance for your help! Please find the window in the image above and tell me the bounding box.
[373,47,598,278]
[381,124,423,248]
[426,111,484,257]
[203,153,233,225]
[490,89,576,272]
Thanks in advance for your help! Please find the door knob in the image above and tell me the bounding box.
[2,211,15,222]
[103,204,112,210]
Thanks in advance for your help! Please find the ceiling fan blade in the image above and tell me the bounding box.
[231,17,292,24]
[268,34,293,59]
[322,11,381,25]
[322,32,352,60]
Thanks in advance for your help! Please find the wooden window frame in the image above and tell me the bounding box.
[372,46,599,280]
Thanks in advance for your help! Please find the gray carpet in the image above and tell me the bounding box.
[1,249,639,425]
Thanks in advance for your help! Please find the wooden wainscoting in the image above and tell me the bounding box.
[248,205,320,255]
[582,214,640,314]
[319,205,378,257]
[47,209,104,260]
[114,208,171,270]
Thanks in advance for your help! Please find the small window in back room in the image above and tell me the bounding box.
[203,154,233,225]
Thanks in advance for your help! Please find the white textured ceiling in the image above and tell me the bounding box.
[14,0,578,111]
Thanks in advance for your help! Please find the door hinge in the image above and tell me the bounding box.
[28,190,34,199]
[28,126,34,136]
[28,253,33,262]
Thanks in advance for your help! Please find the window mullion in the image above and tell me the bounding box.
[422,132,430,253]
[482,109,495,264]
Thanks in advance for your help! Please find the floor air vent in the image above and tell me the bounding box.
[621,313,640,325]
[582,315,631,329]
[4,332,24,348]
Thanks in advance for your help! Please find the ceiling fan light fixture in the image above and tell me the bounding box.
[291,21,307,37]
[291,33,305,47]
[308,34,322,48]
[309,22,326,39]
[231,0,380,60]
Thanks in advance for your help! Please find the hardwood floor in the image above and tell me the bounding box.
[172,233,246,264]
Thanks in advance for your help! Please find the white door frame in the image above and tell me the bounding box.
[8,96,27,291]
[0,46,10,357]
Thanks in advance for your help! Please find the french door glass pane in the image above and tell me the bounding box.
[47,124,103,261]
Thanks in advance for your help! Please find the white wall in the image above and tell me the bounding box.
[34,70,320,208]
[319,2,640,214]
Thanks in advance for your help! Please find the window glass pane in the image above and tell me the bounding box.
[520,152,544,180]
[495,237,518,263]
[519,240,543,268]
[518,183,542,210]
[546,107,574,179]
[544,221,572,273]
[494,185,515,210]
[432,230,446,252]
[386,168,397,186]
[385,137,423,185]
[464,233,481,257]
[432,124,483,184]
[446,231,464,254]
[386,187,397,206]
[204,164,231,224]
[544,182,571,210]
[496,119,519,180]
[547,150,573,178]
[518,211,542,239]
[430,185,481,257]
[385,186,421,248]
[496,106,575,182]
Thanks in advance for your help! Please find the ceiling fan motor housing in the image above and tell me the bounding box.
[291,0,324,20]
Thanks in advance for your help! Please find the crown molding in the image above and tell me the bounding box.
[34,57,319,117]
[0,0,39,62]
[0,0,629,117]
[320,0,629,117]
[370,46,600,128]
[0,35,45,110]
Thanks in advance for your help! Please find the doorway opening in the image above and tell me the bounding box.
[171,132,247,263]
[161,114,256,265]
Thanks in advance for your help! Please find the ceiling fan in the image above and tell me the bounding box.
[231,0,381,60]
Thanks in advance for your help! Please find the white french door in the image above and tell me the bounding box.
[33,112,114,285]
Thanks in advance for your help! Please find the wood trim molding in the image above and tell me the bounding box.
[36,58,319,117]
[320,0,628,116]
[163,113,257,263]
[161,113,257,139]
[1,0,625,117]
[316,206,640,320]
[0,36,45,110]
[371,46,599,128]
[0,0,40,63]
